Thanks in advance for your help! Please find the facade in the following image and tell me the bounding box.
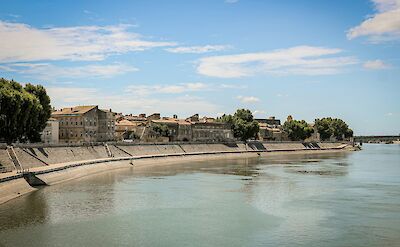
[51,105,116,144]
[115,119,145,141]
[191,122,233,142]
[40,118,59,144]
[258,123,287,141]
[256,116,288,141]
[97,109,116,142]
[144,114,233,142]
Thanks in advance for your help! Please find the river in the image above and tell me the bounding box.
[0,144,399,247]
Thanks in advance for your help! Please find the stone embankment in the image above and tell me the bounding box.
[0,141,353,204]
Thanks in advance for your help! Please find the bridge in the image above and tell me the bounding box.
[354,135,400,143]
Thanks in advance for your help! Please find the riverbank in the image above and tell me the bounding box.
[0,142,356,205]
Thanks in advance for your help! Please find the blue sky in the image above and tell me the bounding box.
[0,0,399,135]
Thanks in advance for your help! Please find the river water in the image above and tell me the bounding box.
[0,144,399,247]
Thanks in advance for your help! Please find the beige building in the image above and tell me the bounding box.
[256,117,288,141]
[40,118,59,144]
[144,114,233,142]
[52,105,116,144]
[115,119,146,141]
[258,123,287,141]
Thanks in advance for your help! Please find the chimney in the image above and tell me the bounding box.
[109,108,112,112]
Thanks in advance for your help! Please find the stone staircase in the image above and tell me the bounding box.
[7,146,23,172]
[104,143,113,157]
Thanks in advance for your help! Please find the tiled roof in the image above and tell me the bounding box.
[152,118,192,125]
[52,105,97,116]
[116,119,140,126]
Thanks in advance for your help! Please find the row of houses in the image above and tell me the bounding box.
[41,105,297,144]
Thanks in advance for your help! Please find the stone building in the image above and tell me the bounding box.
[97,109,116,142]
[258,123,287,141]
[256,116,287,141]
[51,105,116,144]
[40,118,59,144]
[191,121,233,142]
[115,119,146,141]
[143,114,233,142]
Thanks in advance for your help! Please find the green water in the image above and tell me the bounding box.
[0,144,399,247]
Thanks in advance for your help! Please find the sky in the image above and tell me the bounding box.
[0,0,399,135]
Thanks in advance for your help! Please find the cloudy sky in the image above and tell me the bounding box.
[1,0,399,135]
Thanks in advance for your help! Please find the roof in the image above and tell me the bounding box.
[116,119,140,126]
[152,118,192,125]
[52,105,97,116]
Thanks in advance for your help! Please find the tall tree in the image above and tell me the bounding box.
[315,117,353,141]
[218,109,259,141]
[0,78,52,143]
[283,119,313,141]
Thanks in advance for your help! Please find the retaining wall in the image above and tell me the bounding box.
[1,142,347,173]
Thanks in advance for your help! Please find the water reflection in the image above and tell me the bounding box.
[0,146,399,247]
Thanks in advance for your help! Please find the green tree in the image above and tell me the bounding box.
[0,78,52,143]
[150,124,170,137]
[315,117,353,141]
[283,119,313,141]
[24,83,52,142]
[218,109,259,141]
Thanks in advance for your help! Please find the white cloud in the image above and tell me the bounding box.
[253,110,266,116]
[0,21,176,63]
[0,63,137,80]
[225,0,239,3]
[165,45,230,54]
[386,112,394,116]
[363,59,391,69]
[237,96,260,103]
[220,84,248,89]
[125,82,210,96]
[347,0,400,42]
[48,86,220,117]
[197,46,358,78]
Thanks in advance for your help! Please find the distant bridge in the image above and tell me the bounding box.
[355,135,400,143]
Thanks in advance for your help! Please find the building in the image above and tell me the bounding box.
[40,118,59,144]
[97,109,116,142]
[115,119,146,141]
[258,123,287,141]
[51,105,116,144]
[256,116,288,141]
[143,114,233,142]
[191,121,233,142]
[255,116,281,126]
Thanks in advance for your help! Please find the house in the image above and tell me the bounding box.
[40,118,59,144]
[115,119,146,141]
[51,105,116,143]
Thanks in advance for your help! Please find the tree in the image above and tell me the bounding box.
[0,78,52,143]
[218,109,259,141]
[315,117,353,141]
[150,124,170,137]
[283,119,313,141]
[24,83,52,142]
